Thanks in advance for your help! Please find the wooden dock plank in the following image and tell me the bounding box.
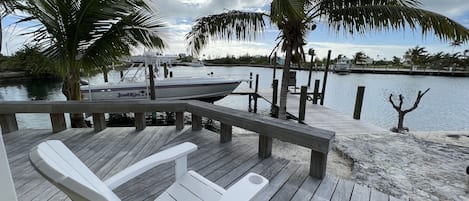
[3,127,399,201]
[351,183,371,201]
[331,179,355,201]
[370,188,390,201]
[310,175,339,201]
[290,176,322,201]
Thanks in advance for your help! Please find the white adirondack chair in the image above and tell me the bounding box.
[29,140,268,201]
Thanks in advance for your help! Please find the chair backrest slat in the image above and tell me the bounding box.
[30,140,120,201]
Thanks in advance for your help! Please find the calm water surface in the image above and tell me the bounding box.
[1,66,468,131]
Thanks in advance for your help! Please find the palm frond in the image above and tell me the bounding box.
[186,10,266,55]
[317,2,469,42]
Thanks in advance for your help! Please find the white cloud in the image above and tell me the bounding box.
[420,0,469,18]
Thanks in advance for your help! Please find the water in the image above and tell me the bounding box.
[1,66,469,131]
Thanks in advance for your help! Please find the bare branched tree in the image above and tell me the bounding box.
[389,88,430,133]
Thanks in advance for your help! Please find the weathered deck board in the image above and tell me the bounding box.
[4,127,402,201]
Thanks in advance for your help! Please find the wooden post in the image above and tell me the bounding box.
[220,122,232,143]
[103,68,109,83]
[120,71,124,79]
[320,50,332,105]
[169,71,173,78]
[164,63,169,78]
[271,79,279,117]
[0,114,18,134]
[92,113,106,132]
[308,49,315,87]
[254,74,259,113]
[272,52,277,80]
[249,72,253,88]
[299,86,307,123]
[175,112,184,130]
[134,113,146,131]
[353,86,366,120]
[50,113,66,133]
[310,150,327,179]
[258,135,272,158]
[191,114,202,131]
[313,80,320,104]
[148,64,156,100]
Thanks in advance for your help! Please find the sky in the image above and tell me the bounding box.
[2,0,469,61]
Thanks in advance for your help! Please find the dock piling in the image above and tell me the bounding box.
[258,135,272,158]
[191,114,202,131]
[254,74,259,113]
[353,86,365,120]
[50,113,66,133]
[299,86,307,123]
[220,123,232,143]
[175,112,184,130]
[92,113,106,132]
[320,50,332,105]
[313,80,320,104]
[134,113,146,131]
[271,79,279,117]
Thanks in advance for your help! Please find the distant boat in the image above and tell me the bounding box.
[175,60,205,67]
[334,57,351,74]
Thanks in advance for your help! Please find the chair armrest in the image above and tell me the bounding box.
[220,172,269,201]
[104,142,197,189]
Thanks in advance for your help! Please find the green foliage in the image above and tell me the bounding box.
[6,46,60,77]
[205,54,270,65]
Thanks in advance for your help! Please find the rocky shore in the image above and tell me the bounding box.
[229,124,468,201]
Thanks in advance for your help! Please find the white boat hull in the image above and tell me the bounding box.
[81,77,241,102]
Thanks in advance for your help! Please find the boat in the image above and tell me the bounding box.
[174,60,205,67]
[334,56,352,74]
[81,53,240,102]
[80,77,241,102]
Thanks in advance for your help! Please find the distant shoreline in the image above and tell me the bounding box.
[204,63,469,77]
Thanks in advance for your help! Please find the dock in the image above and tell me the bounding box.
[5,126,402,201]
[0,100,406,200]
[257,89,385,134]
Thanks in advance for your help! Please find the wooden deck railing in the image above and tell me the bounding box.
[0,100,335,179]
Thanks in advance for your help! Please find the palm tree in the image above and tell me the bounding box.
[187,0,469,120]
[19,0,165,127]
[404,46,428,67]
[353,51,368,65]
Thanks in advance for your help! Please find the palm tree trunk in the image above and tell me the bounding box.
[68,69,88,128]
[278,44,293,120]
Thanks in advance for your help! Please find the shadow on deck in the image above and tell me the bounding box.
[5,127,402,201]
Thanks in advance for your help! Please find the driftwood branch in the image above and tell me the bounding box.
[403,88,430,113]
[388,94,400,110]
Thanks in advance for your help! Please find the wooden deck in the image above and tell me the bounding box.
[4,126,402,201]
[258,89,385,134]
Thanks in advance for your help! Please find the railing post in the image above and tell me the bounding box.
[299,86,307,123]
[92,113,106,132]
[249,72,253,88]
[313,80,320,104]
[175,112,184,130]
[191,114,202,131]
[310,150,327,179]
[50,113,66,133]
[134,113,146,131]
[353,86,366,120]
[220,122,232,143]
[258,135,272,158]
[0,114,18,134]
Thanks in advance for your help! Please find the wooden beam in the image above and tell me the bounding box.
[134,113,146,131]
[0,114,18,134]
[175,112,184,130]
[50,113,66,133]
[310,150,328,179]
[191,114,202,131]
[92,113,106,132]
[258,135,272,158]
[220,123,232,143]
